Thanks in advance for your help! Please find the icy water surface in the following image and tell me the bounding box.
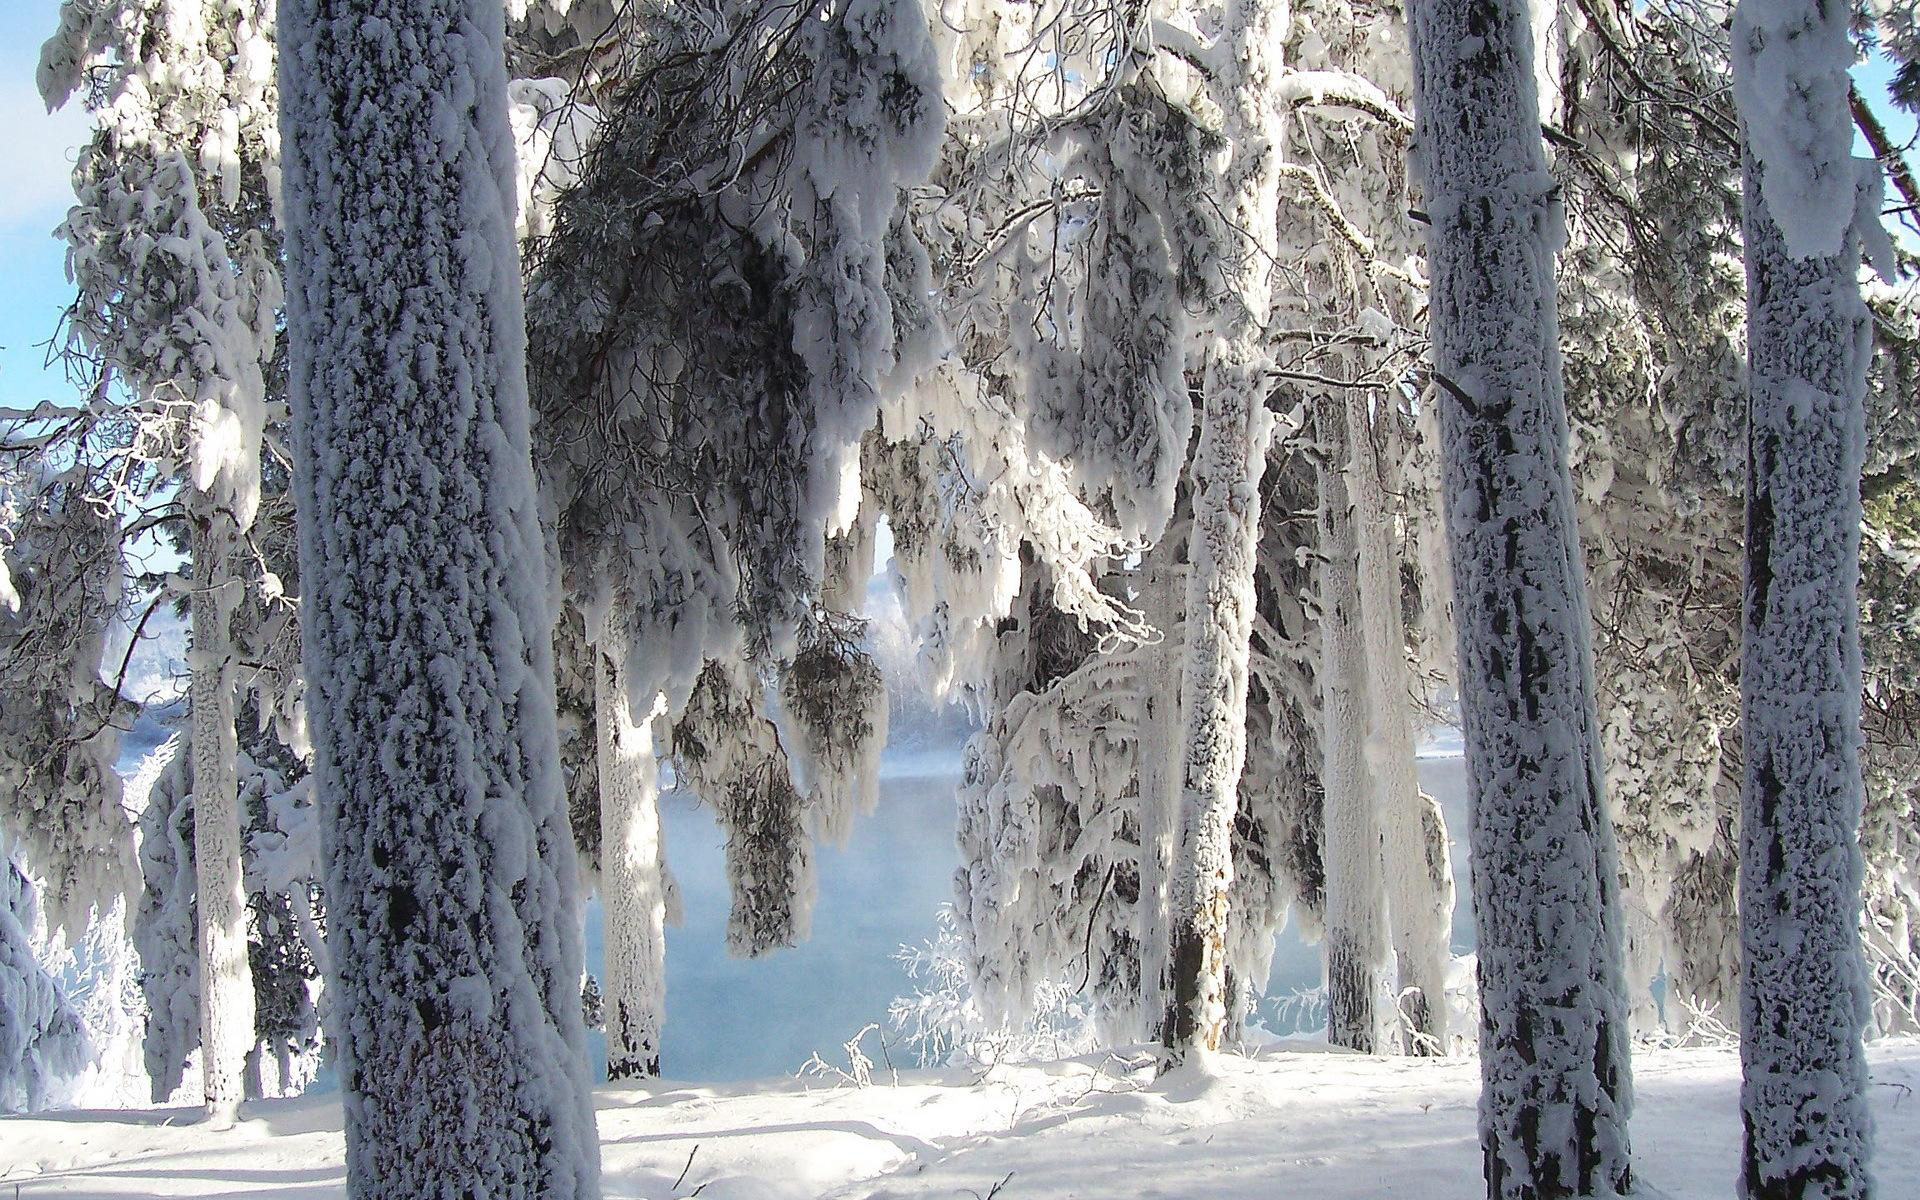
[585,753,1475,1082]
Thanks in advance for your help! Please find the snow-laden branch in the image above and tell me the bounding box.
[1273,71,1412,131]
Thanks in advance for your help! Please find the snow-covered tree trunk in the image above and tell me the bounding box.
[1731,2,1877,1191]
[1347,391,1453,1054]
[279,0,600,1195]
[188,515,252,1127]
[1134,545,1184,1037]
[1407,0,1634,1192]
[1317,402,1387,1053]
[1161,0,1283,1067]
[594,603,668,1081]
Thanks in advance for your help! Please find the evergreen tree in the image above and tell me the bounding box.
[40,0,285,1123]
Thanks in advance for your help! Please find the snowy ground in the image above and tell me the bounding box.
[5,1039,1915,1198]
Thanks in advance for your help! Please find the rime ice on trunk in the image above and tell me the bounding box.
[1407,0,1634,1193]
[278,1,600,1195]
[594,604,668,1080]
[1316,401,1386,1054]
[1734,138,1875,1200]
[1347,391,1453,1053]
[1134,543,1185,1036]
[1161,0,1283,1067]
[188,516,252,1127]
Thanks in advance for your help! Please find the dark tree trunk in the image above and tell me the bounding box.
[1407,0,1635,1193]
[1735,138,1874,1200]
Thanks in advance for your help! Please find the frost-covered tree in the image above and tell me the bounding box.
[0,846,86,1114]
[1542,0,1920,1046]
[1729,0,1883,1193]
[1160,0,1285,1066]
[1346,389,1454,1053]
[41,0,284,1124]
[588,602,670,1078]
[0,471,136,937]
[1407,0,1634,1192]
[916,0,1453,1059]
[278,0,600,1192]
[132,736,323,1105]
[1549,0,1753,1036]
[1315,400,1387,1053]
[527,0,939,977]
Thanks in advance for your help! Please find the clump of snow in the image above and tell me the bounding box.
[1730,0,1861,259]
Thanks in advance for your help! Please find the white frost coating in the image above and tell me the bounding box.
[132,739,322,1106]
[1407,0,1633,1192]
[1015,105,1196,543]
[278,0,600,1192]
[42,0,282,533]
[508,77,601,243]
[593,605,669,1079]
[778,637,890,848]
[1316,402,1388,1054]
[188,524,251,1126]
[1734,98,1876,1196]
[1163,0,1285,1064]
[870,365,1145,705]
[953,561,1145,1035]
[41,0,285,1124]
[1,846,86,1114]
[774,0,946,657]
[1132,548,1185,1036]
[0,485,136,940]
[133,743,198,1105]
[1729,0,1858,259]
[1348,392,1453,1054]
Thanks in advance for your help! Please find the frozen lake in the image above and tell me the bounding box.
[587,752,1476,1081]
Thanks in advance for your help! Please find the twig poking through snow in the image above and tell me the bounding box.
[671,1144,699,1191]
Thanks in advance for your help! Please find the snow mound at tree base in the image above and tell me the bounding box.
[3,1040,1916,1198]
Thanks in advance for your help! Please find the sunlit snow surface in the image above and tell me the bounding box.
[4,1040,1915,1197]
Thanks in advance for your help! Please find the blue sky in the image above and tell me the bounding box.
[0,2,92,417]
[0,3,1914,422]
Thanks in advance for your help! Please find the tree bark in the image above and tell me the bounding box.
[279,0,601,1194]
[1735,139,1874,1200]
[1134,543,1184,1038]
[1407,0,1635,1192]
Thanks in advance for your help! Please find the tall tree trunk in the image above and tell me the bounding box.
[594,603,668,1081]
[189,515,252,1127]
[1347,391,1454,1054]
[1317,401,1386,1054]
[1134,543,1184,1038]
[1407,0,1634,1194]
[1734,115,1875,1200]
[279,1,601,1195]
[1160,0,1283,1068]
